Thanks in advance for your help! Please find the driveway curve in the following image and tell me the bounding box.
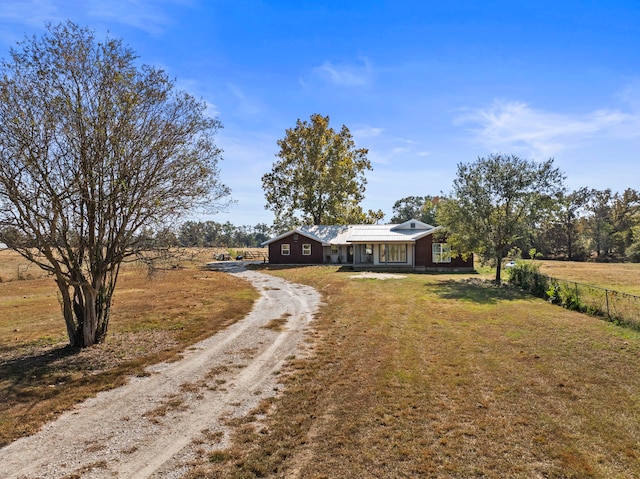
[0,268,321,479]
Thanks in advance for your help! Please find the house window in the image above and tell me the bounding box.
[302,244,312,255]
[281,244,290,255]
[380,244,407,263]
[433,243,451,263]
[330,245,339,255]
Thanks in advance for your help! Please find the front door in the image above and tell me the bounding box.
[360,244,373,263]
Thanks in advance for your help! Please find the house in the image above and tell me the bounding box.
[262,219,473,271]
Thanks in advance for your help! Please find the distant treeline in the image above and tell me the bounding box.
[524,188,640,262]
[389,189,640,263]
[174,221,272,248]
[166,187,640,262]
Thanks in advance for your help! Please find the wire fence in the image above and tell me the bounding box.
[546,277,640,328]
[509,265,640,330]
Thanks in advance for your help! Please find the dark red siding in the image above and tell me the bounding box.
[267,233,324,264]
[415,236,474,270]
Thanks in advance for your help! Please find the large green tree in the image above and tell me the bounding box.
[262,113,372,227]
[0,22,230,347]
[534,187,591,260]
[437,154,565,284]
[390,195,441,224]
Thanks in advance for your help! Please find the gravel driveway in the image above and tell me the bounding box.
[0,267,321,478]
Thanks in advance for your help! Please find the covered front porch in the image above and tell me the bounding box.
[349,242,415,268]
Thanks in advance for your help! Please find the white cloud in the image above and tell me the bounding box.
[0,1,61,27]
[0,0,192,38]
[350,126,433,167]
[84,0,186,35]
[352,125,385,139]
[226,83,265,117]
[309,57,373,87]
[618,79,640,112]
[455,100,638,158]
[204,100,221,118]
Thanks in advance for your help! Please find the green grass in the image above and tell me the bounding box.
[190,266,640,478]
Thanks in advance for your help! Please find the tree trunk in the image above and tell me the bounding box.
[54,276,111,347]
[495,255,503,285]
[56,278,81,347]
[82,283,99,347]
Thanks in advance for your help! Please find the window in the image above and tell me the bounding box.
[281,244,290,255]
[380,244,407,263]
[433,243,451,263]
[330,245,339,255]
[302,244,312,255]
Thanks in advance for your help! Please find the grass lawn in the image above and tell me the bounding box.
[191,265,640,478]
[0,251,258,446]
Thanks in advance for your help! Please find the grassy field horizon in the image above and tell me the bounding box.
[2,250,640,477]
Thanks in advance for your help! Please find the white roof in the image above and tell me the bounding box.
[299,225,352,244]
[262,219,438,246]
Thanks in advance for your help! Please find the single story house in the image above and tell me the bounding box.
[262,219,473,271]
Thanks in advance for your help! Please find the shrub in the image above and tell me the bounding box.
[507,261,549,298]
[560,283,582,311]
[626,241,640,263]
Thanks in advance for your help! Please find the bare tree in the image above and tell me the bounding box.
[0,22,230,347]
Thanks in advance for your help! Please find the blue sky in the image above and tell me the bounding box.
[1,1,639,226]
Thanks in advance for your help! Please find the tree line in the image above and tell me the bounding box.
[389,188,640,264]
[175,221,271,248]
[177,185,640,267]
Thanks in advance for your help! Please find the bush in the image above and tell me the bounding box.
[626,241,640,263]
[507,261,549,298]
[511,263,586,313]
[547,280,583,311]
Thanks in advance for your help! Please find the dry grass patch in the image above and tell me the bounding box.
[0,261,258,446]
[143,395,187,423]
[537,260,640,295]
[190,265,640,478]
[263,313,292,331]
[0,249,51,282]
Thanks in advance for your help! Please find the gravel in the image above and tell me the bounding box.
[0,268,321,479]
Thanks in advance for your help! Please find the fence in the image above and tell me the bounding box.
[211,247,269,262]
[509,264,640,329]
[239,249,269,262]
[547,277,640,328]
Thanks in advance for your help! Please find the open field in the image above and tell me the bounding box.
[536,260,640,296]
[0,251,258,446]
[0,247,227,283]
[190,265,640,478]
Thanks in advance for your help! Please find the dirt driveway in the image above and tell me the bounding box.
[0,267,321,478]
